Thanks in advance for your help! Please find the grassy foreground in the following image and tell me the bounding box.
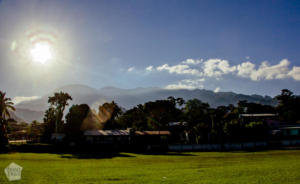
[0,150,300,184]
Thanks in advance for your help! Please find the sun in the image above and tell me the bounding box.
[29,42,53,64]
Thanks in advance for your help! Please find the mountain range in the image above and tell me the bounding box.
[13,84,277,123]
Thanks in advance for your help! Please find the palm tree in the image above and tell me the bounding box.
[48,91,72,133]
[0,91,15,145]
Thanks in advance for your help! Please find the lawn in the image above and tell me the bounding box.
[1,150,300,184]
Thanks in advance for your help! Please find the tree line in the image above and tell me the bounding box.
[1,89,300,147]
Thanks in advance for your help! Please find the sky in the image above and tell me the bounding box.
[0,0,300,100]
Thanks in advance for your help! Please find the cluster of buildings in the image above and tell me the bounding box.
[52,129,172,150]
[50,114,300,147]
[241,113,300,137]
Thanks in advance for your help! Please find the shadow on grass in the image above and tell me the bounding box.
[5,143,300,159]
[4,143,197,158]
[226,146,300,154]
[4,143,138,159]
[60,152,135,159]
[131,151,195,156]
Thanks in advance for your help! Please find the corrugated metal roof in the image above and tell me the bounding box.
[280,126,300,130]
[240,114,277,117]
[84,130,130,136]
[168,122,188,126]
[135,131,171,136]
[84,130,171,136]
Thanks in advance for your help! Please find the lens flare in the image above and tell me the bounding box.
[11,26,69,67]
[30,42,52,64]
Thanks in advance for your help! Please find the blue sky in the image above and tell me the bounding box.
[0,0,300,99]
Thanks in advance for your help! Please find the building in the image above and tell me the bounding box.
[133,131,171,149]
[280,126,300,137]
[84,130,130,145]
[168,122,189,143]
[83,129,171,151]
[51,133,66,143]
[240,113,278,127]
[240,114,277,122]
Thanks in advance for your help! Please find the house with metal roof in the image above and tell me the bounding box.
[84,130,130,145]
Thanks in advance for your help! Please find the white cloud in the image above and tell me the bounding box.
[237,59,291,81]
[130,58,300,81]
[165,79,205,90]
[143,58,300,91]
[145,65,153,72]
[182,58,203,65]
[157,64,202,76]
[288,66,300,80]
[127,67,135,72]
[203,59,236,77]
[214,87,220,93]
[256,59,290,80]
[13,96,40,105]
[138,58,300,91]
[237,61,256,78]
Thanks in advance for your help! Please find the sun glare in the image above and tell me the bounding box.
[30,42,53,64]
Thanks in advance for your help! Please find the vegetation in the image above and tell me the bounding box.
[42,92,72,141]
[115,89,300,143]
[1,150,300,183]
[2,89,300,146]
[65,104,90,142]
[99,101,122,129]
[0,91,15,147]
[1,89,300,183]
[275,89,300,123]
[42,107,57,142]
[27,121,43,142]
[47,92,72,133]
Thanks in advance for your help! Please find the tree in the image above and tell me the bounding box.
[222,104,245,142]
[244,121,268,141]
[237,100,275,114]
[144,99,182,130]
[183,99,210,143]
[118,98,183,131]
[275,89,300,123]
[0,91,15,146]
[47,92,72,133]
[99,101,122,129]
[117,104,149,130]
[223,119,244,142]
[27,120,43,142]
[176,97,185,107]
[167,96,185,107]
[65,104,90,142]
[209,106,229,143]
[42,107,57,141]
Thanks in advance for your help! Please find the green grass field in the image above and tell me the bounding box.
[1,150,300,184]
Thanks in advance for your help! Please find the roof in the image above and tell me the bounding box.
[280,126,300,130]
[240,114,277,117]
[135,131,171,136]
[168,122,188,126]
[84,130,130,136]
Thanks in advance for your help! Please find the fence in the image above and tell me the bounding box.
[168,140,300,151]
